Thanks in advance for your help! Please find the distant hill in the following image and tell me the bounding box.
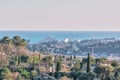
[27,37,120,56]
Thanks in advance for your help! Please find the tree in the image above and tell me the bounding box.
[38,53,43,60]
[28,52,40,70]
[80,58,87,70]
[42,56,53,72]
[0,36,10,44]
[0,53,9,68]
[2,44,12,57]
[86,53,91,72]
[56,61,62,72]
[16,74,23,80]
[95,58,101,65]
[20,55,29,63]
[90,56,95,65]
[94,65,105,78]
[30,70,38,77]
[9,59,16,73]
[70,55,72,61]
[14,46,29,68]
[71,59,81,71]
[78,72,96,80]
[74,55,76,60]
[12,36,27,47]
[69,71,78,80]
[31,70,38,80]
[114,71,119,79]
[93,65,113,79]
[55,61,62,79]
[17,54,29,69]
[17,69,30,79]
[111,61,119,67]
[99,58,108,63]
[20,39,27,47]
[0,67,12,79]
[13,36,21,46]
[32,56,39,70]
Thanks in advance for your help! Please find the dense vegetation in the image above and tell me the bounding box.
[0,36,120,80]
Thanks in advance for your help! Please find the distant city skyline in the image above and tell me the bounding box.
[0,0,120,31]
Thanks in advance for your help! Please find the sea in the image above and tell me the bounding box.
[0,31,120,44]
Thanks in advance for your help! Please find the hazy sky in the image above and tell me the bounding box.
[0,0,120,31]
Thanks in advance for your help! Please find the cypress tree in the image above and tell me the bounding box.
[74,54,76,60]
[86,53,91,72]
[70,55,72,61]
[33,57,35,70]
[55,61,62,79]
[56,61,61,72]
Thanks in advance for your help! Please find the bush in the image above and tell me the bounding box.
[0,67,12,79]
[48,72,54,76]
[111,61,119,67]
[30,70,38,77]
[17,69,30,79]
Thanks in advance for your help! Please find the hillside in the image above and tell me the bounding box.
[27,37,120,56]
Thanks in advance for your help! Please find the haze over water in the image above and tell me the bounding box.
[0,31,120,44]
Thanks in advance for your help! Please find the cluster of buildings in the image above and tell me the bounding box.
[27,37,120,58]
